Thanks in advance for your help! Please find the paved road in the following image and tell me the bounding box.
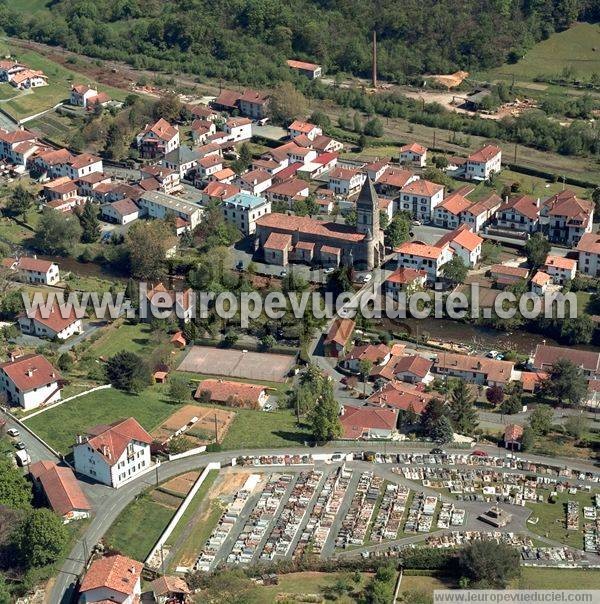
[0,408,60,464]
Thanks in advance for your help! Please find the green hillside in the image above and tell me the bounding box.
[1,0,598,86]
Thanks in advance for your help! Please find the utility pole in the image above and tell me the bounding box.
[155,464,159,487]
[214,412,219,444]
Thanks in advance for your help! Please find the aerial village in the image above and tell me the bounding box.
[0,47,598,604]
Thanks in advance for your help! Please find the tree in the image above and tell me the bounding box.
[481,241,501,265]
[564,414,587,440]
[57,352,73,371]
[364,117,383,137]
[520,426,535,451]
[0,458,32,510]
[153,92,182,121]
[449,381,478,435]
[420,398,446,434]
[501,396,522,415]
[359,358,373,396]
[15,508,68,568]
[308,379,342,443]
[5,184,34,220]
[168,435,194,454]
[543,358,587,406]
[384,212,411,247]
[524,232,551,268]
[78,202,100,243]
[352,112,363,133]
[430,415,454,444]
[441,256,468,284]
[0,574,10,604]
[106,351,150,393]
[260,334,276,350]
[125,220,172,280]
[268,82,307,124]
[167,375,189,403]
[560,314,594,345]
[529,404,554,435]
[459,541,520,588]
[34,210,83,255]
[486,385,504,406]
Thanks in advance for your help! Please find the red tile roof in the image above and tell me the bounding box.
[400,142,427,155]
[392,354,433,378]
[82,417,152,466]
[267,179,309,197]
[80,554,143,596]
[531,271,551,286]
[10,256,56,272]
[264,231,292,251]
[533,344,600,374]
[377,168,415,189]
[451,227,483,252]
[257,213,366,242]
[0,128,36,145]
[500,195,540,221]
[213,89,242,108]
[504,423,523,442]
[325,318,355,347]
[289,120,318,134]
[468,144,501,163]
[437,193,471,216]
[343,343,390,364]
[238,89,269,105]
[340,406,398,439]
[70,153,101,170]
[490,264,529,278]
[544,254,576,272]
[401,179,443,197]
[577,232,600,255]
[23,302,80,333]
[194,379,266,405]
[151,575,190,596]
[0,354,61,392]
[30,461,90,516]
[367,381,434,413]
[396,241,446,259]
[286,59,320,71]
[385,268,427,284]
[110,198,139,217]
[141,118,178,141]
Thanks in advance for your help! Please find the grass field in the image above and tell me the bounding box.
[218,406,310,450]
[104,491,178,562]
[483,23,600,83]
[517,567,600,589]
[23,386,180,453]
[87,322,156,358]
[10,0,51,15]
[0,43,127,120]
[526,491,596,549]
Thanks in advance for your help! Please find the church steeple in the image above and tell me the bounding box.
[356,177,379,236]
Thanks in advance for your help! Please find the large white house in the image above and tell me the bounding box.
[465,144,502,181]
[3,256,60,285]
[395,241,453,281]
[577,232,600,277]
[222,191,272,235]
[18,303,83,341]
[0,354,62,411]
[328,166,366,196]
[399,179,444,221]
[73,417,153,488]
[138,190,203,230]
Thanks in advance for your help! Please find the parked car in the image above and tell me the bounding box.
[263,403,273,412]
[14,441,26,450]
[429,447,446,455]
[6,428,19,438]
[324,267,335,274]
[361,274,372,284]
[471,450,488,457]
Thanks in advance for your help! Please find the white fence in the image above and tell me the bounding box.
[145,461,221,569]
[167,446,207,461]
[23,384,112,420]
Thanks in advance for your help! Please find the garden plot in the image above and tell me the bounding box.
[151,404,235,446]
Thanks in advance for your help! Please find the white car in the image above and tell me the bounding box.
[324,267,335,275]
[362,274,372,283]
[412,220,422,226]
[7,428,19,438]
[263,403,274,412]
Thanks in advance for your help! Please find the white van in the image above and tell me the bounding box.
[15,450,31,467]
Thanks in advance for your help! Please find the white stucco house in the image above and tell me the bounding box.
[18,303,83,341]
[0,354,62,411]
[78,554,143,603]
[73,417,153,488]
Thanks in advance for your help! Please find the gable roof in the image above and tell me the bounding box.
[385,267,427,284]
[367,380,434,413]
[109,198,139,217]
[340,406,397,439]
[392,354,433,378]
[80,554,143,596]
[544,254,576,271]
[325,318,355,347]
[465,193,502,217]
[437,193,471,216]
[451,226,483,252]
[504,423,524,442]
[401,179,443,197]
[23,302,80,333]
[577,232,600,255]
[546,190,593,222]
[343,343,390,364]
[533,344,600,374]
[377,168,415,189]
[434,352,514,383]
[396,241,447,259]
[400,142,427,155]
[289,120,318,134]
[286,59,320,71]
[264,231,292,251]
[141,118,178,141]
[490,264,529,278]
[81,417,152,465]
[30,461,90,516]
[500,195,540,221]
[468,144,501,163]
[8,256,56,273]
[213,89,242,108]
[0,354,61,392]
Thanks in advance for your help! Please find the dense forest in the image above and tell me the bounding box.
[1,0,599,85]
